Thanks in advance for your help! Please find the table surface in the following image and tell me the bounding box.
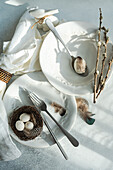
[0,0,113,170]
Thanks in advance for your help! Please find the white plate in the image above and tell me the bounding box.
[40,21,113,95]
[3,72,77,148]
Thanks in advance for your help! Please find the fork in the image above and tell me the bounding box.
[31,97,68,160]
[28,92,79,147]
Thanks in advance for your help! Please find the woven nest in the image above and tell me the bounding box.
[9,106,43,141]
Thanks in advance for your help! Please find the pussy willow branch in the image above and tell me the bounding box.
[96,27,109,93]
[96,58,113,98]
[93,8,103,103]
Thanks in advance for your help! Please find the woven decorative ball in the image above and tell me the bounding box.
[0,68,12,83]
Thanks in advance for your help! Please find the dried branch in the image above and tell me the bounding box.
[99,8,103,31]
[96,58,113,98]
[93,8,103,103]
[96,28,109,93]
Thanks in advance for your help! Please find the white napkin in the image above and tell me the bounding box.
[0,98,21,161]
[0,9,42,75]
[0,8,59,75]
[0,8,59,98]
[0,8,42,98]
[0,81,6,98]
[0,8,59,161]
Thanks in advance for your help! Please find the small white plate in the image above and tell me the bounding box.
[40,21,113,95]
[3,72,77,148]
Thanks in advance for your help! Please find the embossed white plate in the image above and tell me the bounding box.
[40,21,113,95]
[3,72,77,148]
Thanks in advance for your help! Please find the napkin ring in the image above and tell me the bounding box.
[0,68,12,83]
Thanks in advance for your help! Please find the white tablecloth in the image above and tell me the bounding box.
[0,0,113,169]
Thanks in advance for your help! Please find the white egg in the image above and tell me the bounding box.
[25,121,34,130]
[15,120,24,131]
[19,113,30,122]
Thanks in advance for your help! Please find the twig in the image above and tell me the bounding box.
[96,58,113,98]
[96,28,109,93]
[93,8,103,103]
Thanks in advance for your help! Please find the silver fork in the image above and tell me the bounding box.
[30,97,68,160]
[29,92,79,147]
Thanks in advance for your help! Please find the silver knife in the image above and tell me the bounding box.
[28,93,68,160]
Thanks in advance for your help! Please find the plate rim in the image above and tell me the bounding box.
[39,21,97,96]
[39,21,113,96]
[3,71,77,148]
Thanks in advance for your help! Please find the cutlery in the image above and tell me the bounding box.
[31,97,68,160]
[45,18,88,77]
[27,91,79,147]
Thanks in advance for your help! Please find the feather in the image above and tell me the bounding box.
[51,102,66,116]
[80,111,95,125]
[76,98,89,113]
[76,98,95,125]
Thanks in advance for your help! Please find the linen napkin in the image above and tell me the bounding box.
[0,80,6,98]
[0,8,59,75]
[0,7,59,161]
[0,8,59,97]
[0,97,21,161]
[0,8,42,97]
[0,9,42,75]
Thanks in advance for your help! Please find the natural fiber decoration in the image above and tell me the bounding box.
[31,15,51,29]
[9,106,43,141]
[0,68,12,83]
[93,8,112,103]
[76,98,95,125]
[96,27,109,94]
[93,8,103,103]
[96,57,113,98]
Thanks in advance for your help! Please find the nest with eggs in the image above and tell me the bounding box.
[9,106,43,141]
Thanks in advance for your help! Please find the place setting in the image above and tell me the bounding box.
[0,7,113,161]
[3,71,78,149]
